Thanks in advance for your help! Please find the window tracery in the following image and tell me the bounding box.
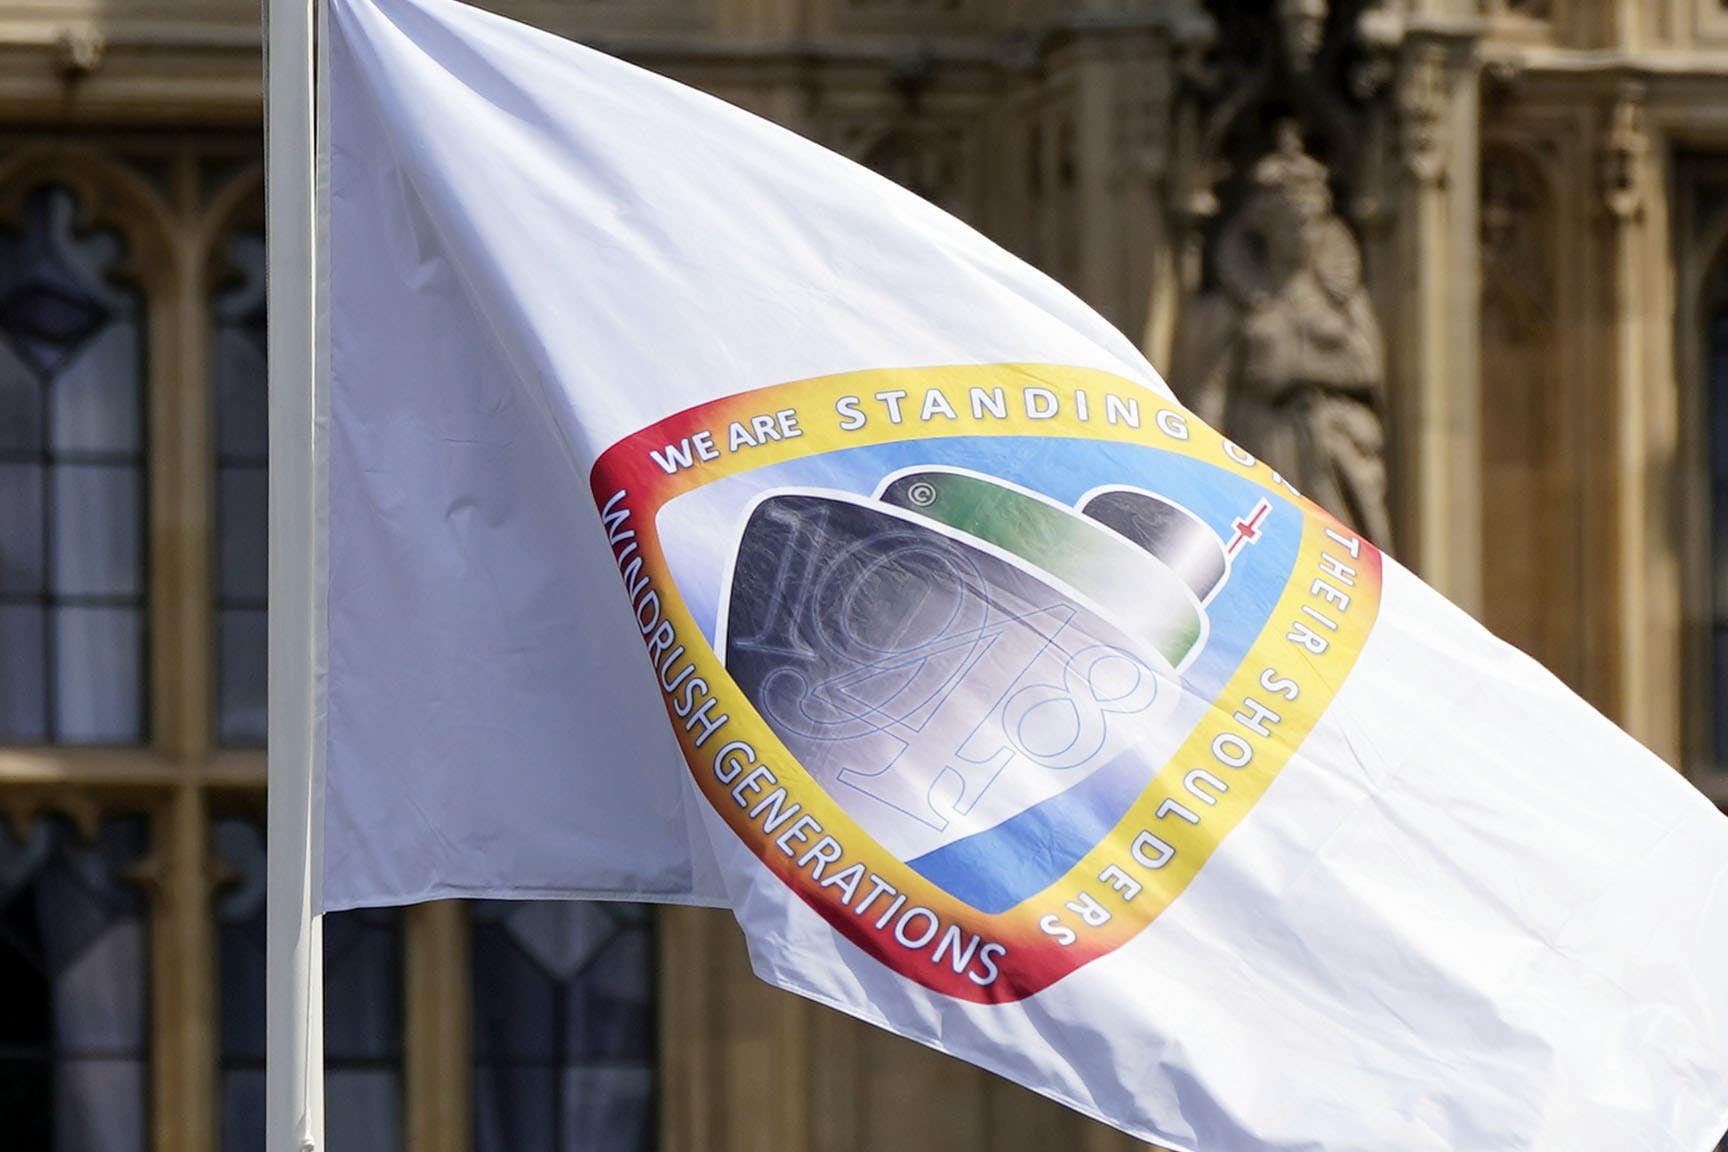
[0,812,151,1152]
[0,184,147,746]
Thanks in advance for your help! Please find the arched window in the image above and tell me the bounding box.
[211,230,268,746]
[203,209,660,1149]
[1702,248,1728,766]
[212,816,407,1151]
[207,220,409,1143]
[472,900,657,1152]
[0,157,165,1152]
[0,812,151,1152]
[0,184,147,745]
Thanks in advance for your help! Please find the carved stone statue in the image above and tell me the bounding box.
[1177,122,1393,547]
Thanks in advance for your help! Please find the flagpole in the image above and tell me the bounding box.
[265,0,326,1145]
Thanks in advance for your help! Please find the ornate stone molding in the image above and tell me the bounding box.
[1398,42,1451,185]
[1074,1,1212,187]
[1600,81,1648,223]
[0,146,177,285]
[53,26,104,81]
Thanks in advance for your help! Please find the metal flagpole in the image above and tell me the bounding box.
[265,0,326,1144]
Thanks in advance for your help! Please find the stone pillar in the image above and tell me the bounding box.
[1595,81,1683,755]
[1391,30,1483,610]
[659,906,823,1152]
[406,901,472,1152]
[1046,3,1208,357]
[159,784,216,1152]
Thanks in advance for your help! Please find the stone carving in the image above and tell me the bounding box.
[1176,122,1393,545]
[53,27,104,80]
[1600,82,1647,222]
[1166,0,1403,300]
[1398,42,1450,184]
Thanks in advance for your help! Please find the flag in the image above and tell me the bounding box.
[322,0,1728,1146]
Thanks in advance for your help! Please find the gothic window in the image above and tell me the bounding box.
[1676,160,1728,777]
[212,231,268,746]
[1706,258,1728,766]
[213,818,407,1152]
[0,132,676,1152]
[0,185,148,745]
[325,906,408,1140]
[213,816,265,1151]
[472,900,657,1152]
[0,813,151,1152]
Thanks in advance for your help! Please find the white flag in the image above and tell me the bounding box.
[323,0,1728,1147]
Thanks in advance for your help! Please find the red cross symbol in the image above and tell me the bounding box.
[1227,498,1272,557]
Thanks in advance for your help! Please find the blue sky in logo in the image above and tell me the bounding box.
[657,435,1300,912]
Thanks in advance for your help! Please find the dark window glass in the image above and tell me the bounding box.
[212,818,406,1151]
[1711,306,1728,766]
[472,901,657,1152]
[212,232,268,745]
[0,813,151,1152]
[0,185,147,744]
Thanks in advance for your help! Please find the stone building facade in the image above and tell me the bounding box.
[0,1,1723,1150]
